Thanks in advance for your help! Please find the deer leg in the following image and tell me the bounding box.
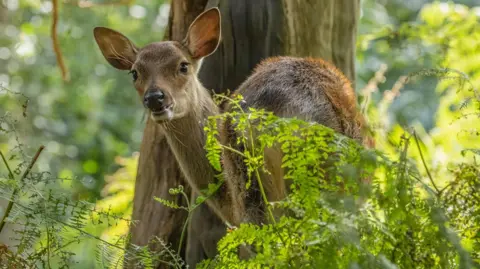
[186,192,226,268]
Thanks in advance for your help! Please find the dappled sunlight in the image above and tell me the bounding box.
[0,0,479,268]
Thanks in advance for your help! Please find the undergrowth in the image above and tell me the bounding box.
[0,3,479,268]
[0,86,182,268]
[194,93,479,269]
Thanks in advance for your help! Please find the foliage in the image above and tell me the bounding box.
[0,104,185,268]
[0,1,479,268]
[195,92,479,268]
[357,1,479,130]
[196,4,480,268]
[0,0,170,201]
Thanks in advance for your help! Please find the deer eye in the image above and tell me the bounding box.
[129,70,138,81]
[179,62,189,74]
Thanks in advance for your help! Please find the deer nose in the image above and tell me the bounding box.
[144,90,165,112]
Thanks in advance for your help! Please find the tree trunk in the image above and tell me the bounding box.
[128,0,360,268]
[282,0,360,84]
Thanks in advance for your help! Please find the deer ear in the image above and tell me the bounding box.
[184,7,221,59]
[93,27,138,70]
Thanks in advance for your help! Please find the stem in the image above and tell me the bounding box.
[245,111,276,224]
[177,214,191,256]
[46,224,52,269]
[220,144,247,157]
[254,169,276,224]
[177,190,192,255]
[0,145,45,234]
[412,131,441,194]
[213,93,246,113]
[0,151,14,180]
[180,191,191,210]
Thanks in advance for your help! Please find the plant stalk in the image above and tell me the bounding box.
[0,145,45,234]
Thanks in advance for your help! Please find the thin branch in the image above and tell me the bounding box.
[176,189,191,256]
[360,64,388,114]
[220,144,247,158]
[0,151,16,234]
[52,0,70,82]
[412,131,441,194]
[0,145,45,234]
[177,214,190,258]
[0,150,14,180]
[46,224,52,269]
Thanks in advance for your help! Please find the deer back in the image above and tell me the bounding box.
[220,56,370,225]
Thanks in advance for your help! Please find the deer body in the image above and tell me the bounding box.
[94,7,369,267]
[221,56,367,225]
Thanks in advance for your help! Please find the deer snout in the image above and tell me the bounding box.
[144,89,166,112]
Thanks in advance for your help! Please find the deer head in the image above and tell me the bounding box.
[93,8,221,122]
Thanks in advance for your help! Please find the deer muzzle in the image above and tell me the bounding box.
[144,89,166,112]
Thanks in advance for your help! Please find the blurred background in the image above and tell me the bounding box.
[0,0,479,267]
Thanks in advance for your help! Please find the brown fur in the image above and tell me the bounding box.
[220,56,372,225]
[94,7,373,266]
[94,9,233,267]
[242,56,364,142]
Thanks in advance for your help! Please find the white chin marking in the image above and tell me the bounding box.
[166,109,174,120]
[151,109,175,122]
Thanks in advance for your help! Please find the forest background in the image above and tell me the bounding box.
[0,0,479,268]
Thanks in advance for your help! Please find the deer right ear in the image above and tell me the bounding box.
[184,7,221,59]
[93,27,138,70]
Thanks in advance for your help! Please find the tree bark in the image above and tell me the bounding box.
[128,0,360,268]
[281,0,360,83]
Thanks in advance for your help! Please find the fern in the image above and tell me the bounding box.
[197,95,479,269]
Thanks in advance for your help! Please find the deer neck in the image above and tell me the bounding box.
[160,84,219,197]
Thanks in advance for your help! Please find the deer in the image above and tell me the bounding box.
[94,7,372,267]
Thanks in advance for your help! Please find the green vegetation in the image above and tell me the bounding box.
[1,1,479,268]
[197,85,479,268]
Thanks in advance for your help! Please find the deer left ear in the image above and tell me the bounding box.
[93,27,138,70]
[184,7,221,59]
